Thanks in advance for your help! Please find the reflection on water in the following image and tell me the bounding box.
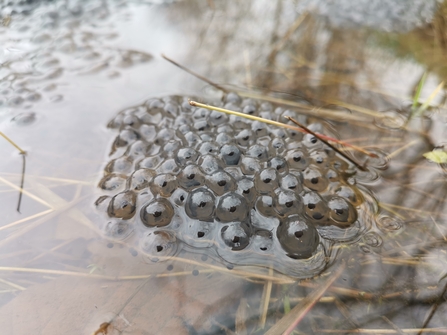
[0,0,446,334]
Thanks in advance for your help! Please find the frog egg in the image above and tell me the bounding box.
[122,114,141,129]
[184,131,202,148]
[176,147,199,166]
[139,124,157,142]
[251,121,269,137]
[146,98,164,109]
[254,168,279,194]
[326,169,339,183]
[303,165,329,192]
[335,185,363,205]
[255,195,276,218]
[302,133,323,150]
[327,196,358,227]
[192,107,209,120]
[235,129,254,147]
[251,230,273,252]
[275,190,301,217]
[277,215,320,259]
[225,92,242,104]
[163,102,179,117]
[268,157,288,174]
[156,128,176,143]
[185,188,216,221]
[331,158,350,173]
[140,198,174,227]
[156,158,179,174]
[216,133,232,145]
[209,110,228,126]
[242,104,256,115]
[219,144,241,165]
[199,142,219,155]
[171,188,188,206]
[260,102,273,112]
[246,144,268,161]
[220,222,251,251]
[194,120,211,132]
[140,230,177,260]
[181,221,215,248]
[310,150,330,167]
[105,156,133,175]
[108,191,137,220]
[103,220,134,240]
[286,149,309,171]
[205,170,237,196]
[177,165,206,190]
[217,124,234,135]
[241,156,261,175]
[199,154,225,174]
[128,169,155,191]
[237,178,257,204]
[114,128,140,147]
[280,173,303,193]
[138,155,162,169]
[150,174,177,197]
[98,174,126,191]
[270,138,286,155]
[126,140,149,158]
[163,140,181,157]
[302,192,328,223]
[216,192,249,223]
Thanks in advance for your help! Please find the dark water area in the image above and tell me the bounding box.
[0,0,447,334]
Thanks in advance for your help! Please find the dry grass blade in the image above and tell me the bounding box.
[0,131,26,155]
[161,54,228,93]
[259,267,274,329]
[265,262,345,335]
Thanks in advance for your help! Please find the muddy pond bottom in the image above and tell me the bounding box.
[95,93,376,278]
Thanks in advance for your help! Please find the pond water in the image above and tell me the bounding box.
[0,0,447,334]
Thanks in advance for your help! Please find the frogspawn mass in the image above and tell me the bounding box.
[95,93,373,278]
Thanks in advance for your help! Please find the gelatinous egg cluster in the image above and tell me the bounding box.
[96,93,369,277]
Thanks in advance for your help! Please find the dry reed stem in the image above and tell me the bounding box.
[0,176,52,209]
[0,209,53,232]
[258,267,274,329]
[0,131,26,154]
[265,262,345,335]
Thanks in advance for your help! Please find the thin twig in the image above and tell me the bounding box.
[161,54,228,93]
[285,116,368,171]
[16,153,26,212]
[0,131,26,154]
